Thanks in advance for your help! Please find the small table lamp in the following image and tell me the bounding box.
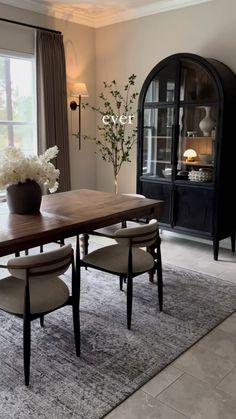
[70,83,88,149]
[183,148,197,162]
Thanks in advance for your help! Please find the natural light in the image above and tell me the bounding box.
[0,52,37,157]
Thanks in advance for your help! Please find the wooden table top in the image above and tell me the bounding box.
[0,189,162,257]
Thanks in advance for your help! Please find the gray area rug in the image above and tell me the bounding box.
[0,263,236,418]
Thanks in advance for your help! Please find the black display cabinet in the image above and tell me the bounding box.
[137,53,236,260]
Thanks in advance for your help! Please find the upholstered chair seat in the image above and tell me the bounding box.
[83,245,154,274]
[0,276,69,315]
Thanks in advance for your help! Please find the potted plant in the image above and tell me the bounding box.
[81,74,139,194]
[0,146,60,213]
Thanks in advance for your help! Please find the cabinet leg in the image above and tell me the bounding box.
[231,232,235,252]
[213,239,219,261]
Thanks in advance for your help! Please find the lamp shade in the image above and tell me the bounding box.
[71,82,88,97]
[183,149,197,158]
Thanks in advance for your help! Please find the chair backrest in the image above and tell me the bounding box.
[122,193,145,199]
[114,219,158,248]
[7,244,73,281]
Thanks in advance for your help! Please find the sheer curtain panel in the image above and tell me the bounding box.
[36,31,71,192]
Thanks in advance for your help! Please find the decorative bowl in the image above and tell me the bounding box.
[199,154,212,163]
[162,168,172,179]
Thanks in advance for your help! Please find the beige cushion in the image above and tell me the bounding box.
[7,244,72,280]
[115,219,158,247]
[82,244,154,274]
[122,194,145,198]
[0,276,69,315]
[93,221,143,238]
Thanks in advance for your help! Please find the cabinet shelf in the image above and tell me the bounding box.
[150,160,171,164]
[144,135,172,139]
[183,136,214,140]
[180,160,213,167]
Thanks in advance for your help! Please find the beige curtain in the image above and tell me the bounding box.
[36,30,71,192]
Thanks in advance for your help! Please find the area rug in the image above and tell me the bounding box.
[0,263,236,419]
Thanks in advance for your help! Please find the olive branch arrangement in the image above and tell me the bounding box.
[81,74,139,193]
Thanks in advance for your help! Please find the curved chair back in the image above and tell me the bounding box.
[122,193,145,199]
[115,219,158,248]
[7,244,73,281]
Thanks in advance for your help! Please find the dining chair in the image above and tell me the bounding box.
[80,194,147,257]
[0,244,80,386]
[77,219,162,330]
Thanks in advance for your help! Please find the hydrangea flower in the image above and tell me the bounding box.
[0,146,60,193]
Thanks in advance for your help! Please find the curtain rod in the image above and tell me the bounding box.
[0,17,61,34]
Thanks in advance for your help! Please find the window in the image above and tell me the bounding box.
[0,50,37,157]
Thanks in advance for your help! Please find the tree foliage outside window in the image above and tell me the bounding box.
[0,52,37,159]
[79,74,139,193]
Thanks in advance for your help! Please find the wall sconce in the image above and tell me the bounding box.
[70,82,88,149]
[183,148,197,162]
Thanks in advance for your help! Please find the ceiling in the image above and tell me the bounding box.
[1,0,214,28]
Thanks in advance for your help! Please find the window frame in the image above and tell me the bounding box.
[0,48,37,199]
[0,48,37,154]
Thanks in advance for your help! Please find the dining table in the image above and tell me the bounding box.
[0,189,163,258]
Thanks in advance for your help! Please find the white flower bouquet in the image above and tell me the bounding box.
[0,146,60,193]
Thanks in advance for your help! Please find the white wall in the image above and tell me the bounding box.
[95,0,236,193]
[0,2,97,191]
[1,0,236,197]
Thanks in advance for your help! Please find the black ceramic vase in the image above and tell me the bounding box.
[7,179,42,214]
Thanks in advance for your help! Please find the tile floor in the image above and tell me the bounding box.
[101,232,236,419]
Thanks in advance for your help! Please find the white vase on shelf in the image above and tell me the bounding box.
[199,106,215,136]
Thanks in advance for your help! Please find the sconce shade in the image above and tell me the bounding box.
[71,82,88,98]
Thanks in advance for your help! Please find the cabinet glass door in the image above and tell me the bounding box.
[180,60,217,102]
[142,107,174,179]
[145,63,176,102]
[177,105,216,182]
[143,62,176,179]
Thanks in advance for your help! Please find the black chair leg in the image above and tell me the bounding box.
[73,304,80,357]
[40,315,44,327]
[72,260,80,357]
[23,315,31,386]
[40,245,43,253]
[157,264,163,311]
[127,275,133,330]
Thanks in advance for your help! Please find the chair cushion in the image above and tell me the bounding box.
[0,276,69,315]
[82,245,155,274]
[115,219,158,248]
[93,221,142,238]
[7,244,72,280]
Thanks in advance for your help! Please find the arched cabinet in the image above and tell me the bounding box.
[137,53,236,259]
